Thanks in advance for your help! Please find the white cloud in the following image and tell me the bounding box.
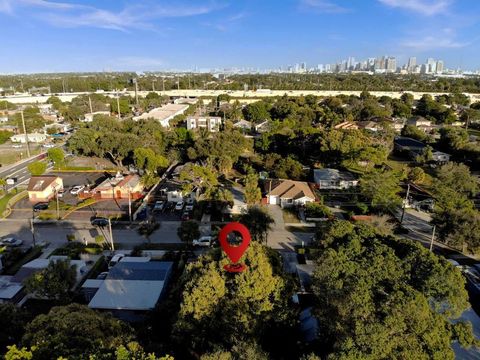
[0,0,221,31]
[401,29,468,50]
[300,0,351,13]
[378,0,452,16]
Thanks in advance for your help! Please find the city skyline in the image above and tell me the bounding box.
[0,0,480,73]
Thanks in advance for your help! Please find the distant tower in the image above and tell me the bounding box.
[436,60,444,74]
[407,57,417,72]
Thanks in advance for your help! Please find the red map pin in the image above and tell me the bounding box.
[218,222,251,273]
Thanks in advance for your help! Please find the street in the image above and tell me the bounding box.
[0,151,49,191]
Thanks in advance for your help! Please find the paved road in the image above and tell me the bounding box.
[0,219,181,250]
[267,205,314,250]
[0,152,49,190]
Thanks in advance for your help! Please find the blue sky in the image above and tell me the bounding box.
[0,0,479,73]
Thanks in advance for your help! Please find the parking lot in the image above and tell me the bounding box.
[9,171,137,220]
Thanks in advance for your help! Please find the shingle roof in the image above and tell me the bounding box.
[27,176,58,192]
[267,180,316,200]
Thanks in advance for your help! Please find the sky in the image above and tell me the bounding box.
[0,0,479,73]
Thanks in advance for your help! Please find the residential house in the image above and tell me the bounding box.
[88,173,143,200]
[27,175,63,202]
[254,120,271,133]
[0,257,87,304]
[313,169,358,189]
[357,121,380,132]
[408,116,433,131]
[233,119,252,131]
[133,104,189,127]
[87,261,173,322]
[10,133,47,143]
[187,116,222,132]
[265,179,316,208]
[334,121,359,130]
[394,137,450,163]
[82,111,111,123]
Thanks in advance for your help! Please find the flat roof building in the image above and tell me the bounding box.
[133,104,189,127]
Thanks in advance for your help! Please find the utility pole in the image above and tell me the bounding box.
[429,225,436,252]
[31,210,36,247]
[21,111,31,157]
[116,94,121,120]
[400,183,410,225]
[108,217,114,251]
[128,188,132,223]
[62,78,66,94]
[134,78,139,106]
[88,96,93,114]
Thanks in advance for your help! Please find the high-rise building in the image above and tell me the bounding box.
[407,57,417,72]
[436,60,444,74]
[386,57,397,72]
[427,58,436,73]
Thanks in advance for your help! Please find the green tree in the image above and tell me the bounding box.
[47,147,65,168]
[401,124,427,142]
[311,221,474,359]
[110,97,130,116]
[435,162,478,196]
[179,164,219,199]
[359,169,402,212]
[239,206,274,244]
[27,161,47,176]
[0,304,28,352]
[0,130,12,144]
[174,242,290,356]
[177,220,200,243]
[24,259,77,302]
[134,147,169,174]
[4,345,34,360]
[242,101,271,123]
[244,172,262,205]
[21,304,134,360]
[115,342,173,360]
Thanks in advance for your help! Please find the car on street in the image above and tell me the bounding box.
[192,236,214,247]
[175,201,184,211]
[96,272,109,280]
[0,237,23,247]
[33,202,49,211]
[153,201,165,212]
[108,254,125,269]
[42,143,55,148]
[181,211,192,221]
[90,217,109,227]
[70,185,85,195]
[12,144,22,148]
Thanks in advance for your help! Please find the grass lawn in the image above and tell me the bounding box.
[0,147,42,166]
[0,192,16,216]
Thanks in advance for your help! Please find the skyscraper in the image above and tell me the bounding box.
[436,60,444,74]
[386,57,397,72]
[407,57,417,72]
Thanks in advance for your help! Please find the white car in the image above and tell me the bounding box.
[0,237,23,247]
[70,185,85,195]
[42,144,55,148]
[175,201,184,211]
[12,144,23,148]
[57,189,66,198]
[192,236,213,247]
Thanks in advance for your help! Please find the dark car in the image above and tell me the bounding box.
[181,211,192,221]
[33,202,49,212]
[91,217,109,227]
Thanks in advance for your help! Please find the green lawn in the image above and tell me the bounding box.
[0,147,42,167]
[0,192,16,216]
[282,208,300,223]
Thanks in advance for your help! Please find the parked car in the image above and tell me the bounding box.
[0,237,23,247]
[57,189,66,198]
[96,272,109,280]
[12,144,22,148]
[175,201,184,211]
[70,185,85,195]
[33,202,49,211]
[185,203,194,211]
[108,254,125,269]
[153,201,165,212]
[91,217,109,227]
[181,211,192,221]
[192,236,213,247]
[42,143,55,148]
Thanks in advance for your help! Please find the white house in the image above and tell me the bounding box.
[10,133,47,143]
[313,169,358,190]
[233,119,252,131]
[265,180,316,208]
[186,116,222,132]
[133,104,189,127]
[432,151,451,163]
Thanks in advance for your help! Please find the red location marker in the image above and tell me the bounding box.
[218,222,251,273]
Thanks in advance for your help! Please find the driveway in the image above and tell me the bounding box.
[267,205,314,251]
